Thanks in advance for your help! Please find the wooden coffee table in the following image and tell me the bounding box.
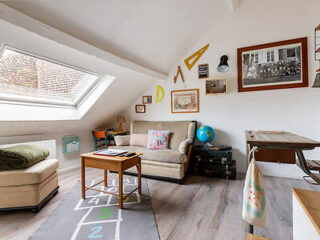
[80,152,142,209]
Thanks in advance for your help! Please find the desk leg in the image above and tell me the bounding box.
[81,157,86,199]
[119,171,123,209]
[137,160,142,194]
[296,149,311,175]
[104,170,108,187]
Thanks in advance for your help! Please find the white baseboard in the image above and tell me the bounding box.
[257,162,306,179]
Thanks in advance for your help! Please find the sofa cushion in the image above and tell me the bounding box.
[130,134,148,147]
[130,121,195,151]
[0,158,59,187]
[109,146,187,164]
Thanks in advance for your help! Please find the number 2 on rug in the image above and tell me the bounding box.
[88,225,103,239]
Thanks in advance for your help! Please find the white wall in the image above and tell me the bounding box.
[0,131,93,170]
[123,0,320,173]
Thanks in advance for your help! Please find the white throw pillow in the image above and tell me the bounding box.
[114,135,130,146]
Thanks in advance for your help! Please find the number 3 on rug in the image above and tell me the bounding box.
[88,225,103,239]
[96,208,111,219]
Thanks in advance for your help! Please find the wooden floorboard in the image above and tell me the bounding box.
[0,168,319,240]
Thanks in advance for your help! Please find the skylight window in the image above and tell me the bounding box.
[0,45,100,107]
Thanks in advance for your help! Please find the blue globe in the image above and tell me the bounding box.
[197,125,215,143]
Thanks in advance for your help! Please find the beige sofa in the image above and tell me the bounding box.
[111,120,196,183]
[0,159,59,212]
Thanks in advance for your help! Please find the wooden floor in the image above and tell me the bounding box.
[0,168,319,240]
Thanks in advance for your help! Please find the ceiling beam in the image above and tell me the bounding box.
[0,3,167,80]
[227,0,241,11]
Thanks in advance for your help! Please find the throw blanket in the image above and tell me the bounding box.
[0,145,49,171]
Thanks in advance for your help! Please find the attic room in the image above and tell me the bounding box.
[0,0,319,239]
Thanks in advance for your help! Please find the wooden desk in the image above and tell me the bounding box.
[246,130,320,177]
[80,152,142,209]
[245,130,320,234]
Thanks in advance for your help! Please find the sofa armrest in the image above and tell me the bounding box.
[179,138,193,153]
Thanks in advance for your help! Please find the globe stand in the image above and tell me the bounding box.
[205,142,213,147]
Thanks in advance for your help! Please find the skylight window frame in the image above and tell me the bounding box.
[0,43,101,108]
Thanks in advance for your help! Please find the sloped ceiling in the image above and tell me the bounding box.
[3,0,228,75]
[0,0,231,136]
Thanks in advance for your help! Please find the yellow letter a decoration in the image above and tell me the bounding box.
[184,44,210,70]
[155,85,164,103]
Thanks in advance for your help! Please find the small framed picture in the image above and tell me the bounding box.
[198,64,209,79]
[205,79,227,94]
[171,89,199,113]
[135,104,146,113]
[142,96,152,104]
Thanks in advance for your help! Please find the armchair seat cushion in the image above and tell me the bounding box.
[109,146,187,164]
[0,159,59,187]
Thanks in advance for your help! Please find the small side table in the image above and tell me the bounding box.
[80,152,142,209]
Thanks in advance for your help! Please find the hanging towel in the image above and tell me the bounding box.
[242,149,267,228]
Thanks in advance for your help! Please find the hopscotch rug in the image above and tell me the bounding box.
[30,177,159,240]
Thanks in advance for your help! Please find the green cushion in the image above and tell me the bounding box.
[0,144,50,171]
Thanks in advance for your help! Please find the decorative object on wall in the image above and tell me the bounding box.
[206,79,227,94]
[171,89,199,113]
[155,85,164,103]
[315,24,320,61]
[135,104,146,113]
[313,24,320,88]
[142,96,152,104]
[174,66,184,83]
[184,44,210,70]
[312,74,320,88]
[116,116,126,132]
[217,55,230,72]
[237,37,308,92]
[198,64,209,78]
[62,136,80,153]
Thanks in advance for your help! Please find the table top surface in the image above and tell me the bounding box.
[292,188,320,235]
[246,130,320,148]
[81,152,142,162]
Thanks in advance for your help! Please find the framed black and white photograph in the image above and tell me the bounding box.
[198,64,209,79]
[237,37,308,92]
[205,79,227,94]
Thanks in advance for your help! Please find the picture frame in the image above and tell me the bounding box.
[315,24,320,61]
[142,96,152,104]
[237,37,308,92]
[171,89,199,113]
[198,64,209,78]
[135,104,146,113]
[205,79,227,94]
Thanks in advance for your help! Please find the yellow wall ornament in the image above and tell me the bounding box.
[184,44,210,70]
[155,85,164,103]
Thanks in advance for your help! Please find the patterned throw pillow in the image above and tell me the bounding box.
[147,130,170,150]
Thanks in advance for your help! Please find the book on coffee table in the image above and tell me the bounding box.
[93,149,127,156]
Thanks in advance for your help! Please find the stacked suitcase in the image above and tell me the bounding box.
[190,145,236,180]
